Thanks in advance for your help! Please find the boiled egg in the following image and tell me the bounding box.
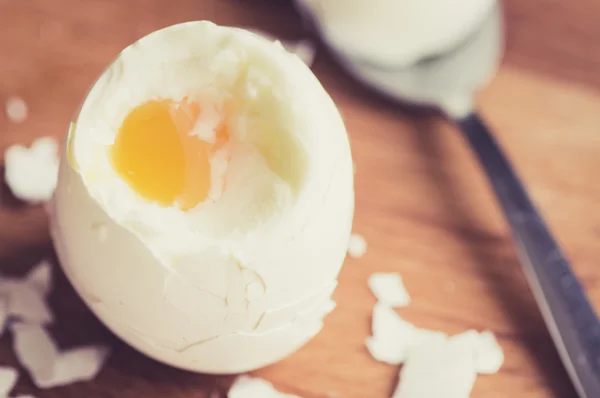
[49,21,354,373]
[296,0,496,67]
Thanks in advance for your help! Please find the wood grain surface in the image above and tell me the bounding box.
[0,0,598,397]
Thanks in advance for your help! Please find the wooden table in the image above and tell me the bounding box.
[1,0,599,397]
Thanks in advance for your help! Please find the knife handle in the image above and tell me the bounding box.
[457,112,600,398]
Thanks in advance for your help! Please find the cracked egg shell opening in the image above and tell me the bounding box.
[49,21,354,374]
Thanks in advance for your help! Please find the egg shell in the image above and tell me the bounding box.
[49,21,354,374]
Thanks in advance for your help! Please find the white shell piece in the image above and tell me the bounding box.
[0,366,18,397]
[366,303,446,365]
[49,345,111,388]
[25,259,53,297]
[3,137,59,203]
[0,281,53,325]
[5,96,28,123]
[368,272,410,307]
[347,233,367,258]
[474,330,504,374]
[392,331,478,398]
[11,323,57,386]
[10,323,110,389]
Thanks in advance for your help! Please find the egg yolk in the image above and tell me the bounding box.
[111,99,227,210]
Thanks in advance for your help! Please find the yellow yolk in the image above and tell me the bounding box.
[111,99,227,210]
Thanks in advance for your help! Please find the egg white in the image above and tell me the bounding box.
[50,21,354,373]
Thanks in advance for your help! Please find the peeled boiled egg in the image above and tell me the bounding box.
[49,21,354,373]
